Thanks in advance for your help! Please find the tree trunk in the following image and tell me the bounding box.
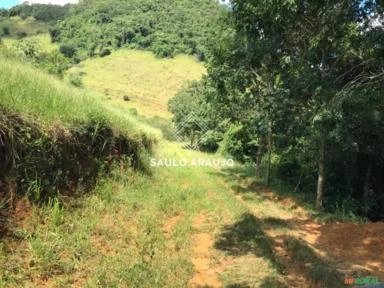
[363,162,372,208]
[316,139,326,209]
[266,121,272,185]
[255,144,262,178]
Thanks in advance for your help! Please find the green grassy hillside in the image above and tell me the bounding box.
[2,33,58,53]
[67,49,205,118]
[0,16,47,38]
[0,54,154,202]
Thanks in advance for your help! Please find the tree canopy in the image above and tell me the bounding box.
[54,0,226,58]
[170,0,384,219]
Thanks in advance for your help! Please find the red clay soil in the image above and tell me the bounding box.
[189,213,221,288]
[314,222,384,277]
[0,197,33,237]
[240,182,384,280]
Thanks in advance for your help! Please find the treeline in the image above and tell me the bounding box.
[52,0,225,58]
[2,4,70,22]
[0,4,70,39]
[169,0,384,220]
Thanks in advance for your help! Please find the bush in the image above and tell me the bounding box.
[59,44,76,58]
[12,39,40,58]
[16,31,28,39]
[152,42,174,58]
[48,27,60,42]
[99,48,111,57]
[35,51,71,77]
[219,124,258,162]
[2,26,10,36]
[199,130,222,152]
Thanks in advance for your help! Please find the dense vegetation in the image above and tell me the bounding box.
[5,4,70,22]
[0,4,70,39]
[1,37,73,77]
[170,0,384,220]
[0,16,47,38]
[53,0,225,58]
[1,1,383,286]
[0,51,152,204]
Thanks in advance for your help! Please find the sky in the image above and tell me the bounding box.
[0,0,19,9]
[0,0,78,8]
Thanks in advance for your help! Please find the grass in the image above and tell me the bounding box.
[0,54,151,140]
[0,52,157,205]
[67,49,205,118]
[0,144,245,287]
[2,34,58,53]
[0,16,47,38]
[0,47,369,288]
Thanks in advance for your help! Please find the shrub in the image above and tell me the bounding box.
[199,130,222,152]
[152,42,174,58]
[48,27,60,42]
[2,26,10,36]
[195,49,205,62]
[59,44,76,58]
[12,39,40,58]
[35,51,71,77]
[99,48,111,57]
[219,124,257,162]
[16,31,28,39]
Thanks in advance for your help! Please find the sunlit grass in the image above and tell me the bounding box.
[67,49,205,118]
[0,16,47,37]
[2,33,58,53]
[0,42,348,288]
[0,54,150,141]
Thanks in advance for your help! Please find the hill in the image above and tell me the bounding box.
[67,49,205,118]
[54,0,225,58]
[0,16,47,38]
[0,52,153,204]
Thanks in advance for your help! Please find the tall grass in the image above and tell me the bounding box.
[0,54,145,139]
[0,54,154,202]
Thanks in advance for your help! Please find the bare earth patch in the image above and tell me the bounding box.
[189,213,221,288]
[163,214,182,235]
[301,222,384,278]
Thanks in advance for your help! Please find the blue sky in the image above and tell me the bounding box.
[0,0,19,9]
[1,0,78,8]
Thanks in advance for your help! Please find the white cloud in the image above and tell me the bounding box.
[23,0,78,5]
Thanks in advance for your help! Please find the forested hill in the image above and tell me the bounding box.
[53,0,226,59]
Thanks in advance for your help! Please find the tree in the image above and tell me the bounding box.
[55,0,226,59]
[183,0,384,216]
